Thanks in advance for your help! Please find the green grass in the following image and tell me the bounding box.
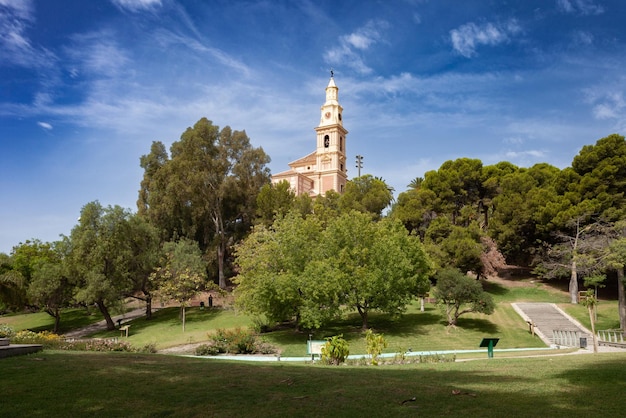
[0,308,104,334]
[2,351,626,417]
[264,302,544,357]
[559,300,622,331]
[90,306,253,349]
[2,277,620,357]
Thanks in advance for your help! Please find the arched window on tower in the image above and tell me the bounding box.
[324,135,330,148]
[340,137,343,151]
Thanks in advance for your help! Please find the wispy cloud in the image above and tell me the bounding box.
[583,80,626,131]
[556,0,604,15]
[324,20,389,74]
[450,19,521,58]
[110,0,162,12]
[66,31,131,78]
[0,0,55,68]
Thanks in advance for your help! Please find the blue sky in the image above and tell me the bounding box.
[1,0,625,253]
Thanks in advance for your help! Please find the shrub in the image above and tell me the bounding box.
[321,335,350,365]
[195,344,221,356]
[0,323,15,338]
[11,329,154,353]
[203,327,277,355]
[365,329,388,366]
[13,330,66,349]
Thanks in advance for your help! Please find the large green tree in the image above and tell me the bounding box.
[340,175,394,220]
[235,211,432,330]
[322,212,432,329]
[234,212,332,330]
[138,118,271,288]
[0,253,24,312]
[124,215,162,319]
[68,202,141,330]
[27,239,73,333]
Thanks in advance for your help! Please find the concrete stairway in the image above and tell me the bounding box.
[512,302,592,347]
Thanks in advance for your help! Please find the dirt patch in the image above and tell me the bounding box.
[158,342,207,355]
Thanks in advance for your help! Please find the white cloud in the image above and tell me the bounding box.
[66,31,130,78]
[0,0,33,19]
[110,0,162,12]
[592,93,625,120]
[37,121,52,130]
[584,83,626,130]
[450,19,521,58]
[504,149,546,159]
[0,0,55,68]
[556,0,604,15]
[324,20,388,75]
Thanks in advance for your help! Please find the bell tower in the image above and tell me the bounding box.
[315,74,348,194]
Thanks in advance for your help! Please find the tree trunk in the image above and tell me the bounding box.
[588,304,598,353]
[618,268,626,336]
[217,239,226,289]
[96,300,116,330]
[570,260,579,304]
[357,305,369,329]
[53,309,61,334]
[145,294,152,320]
[181,305,186,332]
[213,209,227,289]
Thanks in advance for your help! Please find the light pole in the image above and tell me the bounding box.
[355,155,363,177]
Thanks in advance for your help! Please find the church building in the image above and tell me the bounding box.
[271,75,348,196]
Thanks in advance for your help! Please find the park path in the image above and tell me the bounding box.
[62,308,151,338]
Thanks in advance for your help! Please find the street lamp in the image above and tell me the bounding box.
[355,155,363,177]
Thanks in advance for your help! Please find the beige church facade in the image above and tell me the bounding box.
[271,76,348,196]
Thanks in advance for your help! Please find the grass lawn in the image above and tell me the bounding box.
[0,308,105,334]
[559,301,622,331]
[90,307,254,349]
[2,275,620,357]
[2,350,626,417]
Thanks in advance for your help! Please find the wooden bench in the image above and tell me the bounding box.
[120,325,131,338]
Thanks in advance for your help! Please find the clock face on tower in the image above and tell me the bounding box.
[324,112,331,119]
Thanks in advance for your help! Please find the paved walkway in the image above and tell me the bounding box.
[512,302,592,347]
[62,308,152,338]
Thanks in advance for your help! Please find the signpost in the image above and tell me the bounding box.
[479,338,500,358]
[307,340,326,361]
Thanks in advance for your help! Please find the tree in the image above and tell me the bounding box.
[68,202,138,330]
[390,187,438,238]
[7,239,57,309]
[340,175,394,220]
[534,215,602,304]
[138,118,271,288]
[234,212,330,330]
[0,253,24,312]
[125,215,162,319]
[607,236,626,335]
[255,180,296,226]
[27,239,73,333]
[235,211,432,330]
[571,134,626,221]
[320,212,432,329]
[433,268,495,326]
[150,238,209,332]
